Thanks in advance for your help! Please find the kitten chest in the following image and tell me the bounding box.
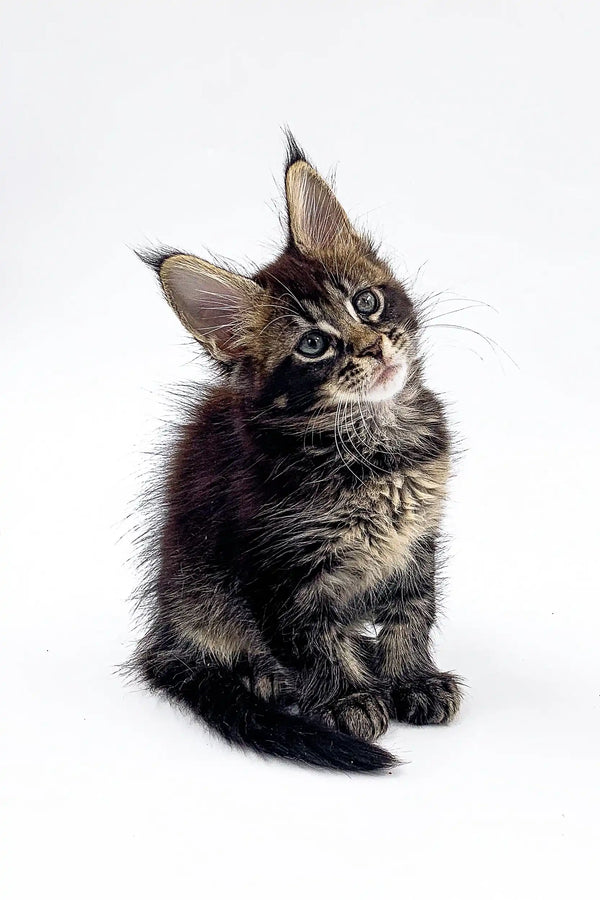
[303,456,449,608]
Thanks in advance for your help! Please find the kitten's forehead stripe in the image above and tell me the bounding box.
[344,299,361,322]
[316,320,342,339]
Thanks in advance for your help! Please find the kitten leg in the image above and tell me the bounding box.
[292,622,390,741]
[376,542,462,725]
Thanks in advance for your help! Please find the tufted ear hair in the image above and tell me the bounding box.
[285,158,359,257]
[153,253,261,362]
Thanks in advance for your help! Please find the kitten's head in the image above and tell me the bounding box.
[144,138,421,417]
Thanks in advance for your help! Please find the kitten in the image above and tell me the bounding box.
[131,135,462,772]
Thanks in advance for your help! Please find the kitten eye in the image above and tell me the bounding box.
[353,289,380,317]
[297,330,329,358]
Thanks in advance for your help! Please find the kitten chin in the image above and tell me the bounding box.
[365,360,409,403]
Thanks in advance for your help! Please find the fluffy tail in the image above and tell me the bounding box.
[143,655,398,773]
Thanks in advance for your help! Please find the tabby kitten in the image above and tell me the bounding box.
[132,136,461,772]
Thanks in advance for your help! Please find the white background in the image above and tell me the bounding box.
[2,2,599,898]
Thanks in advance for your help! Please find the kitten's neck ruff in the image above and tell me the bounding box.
[242,370,443,471]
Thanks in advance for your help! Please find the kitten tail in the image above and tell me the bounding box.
[143,655,398,774]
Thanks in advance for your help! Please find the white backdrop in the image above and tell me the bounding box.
[2,2,598,898]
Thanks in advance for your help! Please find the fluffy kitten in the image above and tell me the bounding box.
[131,136,462,772]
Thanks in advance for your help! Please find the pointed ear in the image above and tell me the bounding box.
[157,254,260,362]
[285,159,359,256]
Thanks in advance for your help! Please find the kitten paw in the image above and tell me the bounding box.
[243,666,297,705]
[391,671,462,725]
[320,692,390,740]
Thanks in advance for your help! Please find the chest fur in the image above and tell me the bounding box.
[330,458,448,590]
[268,456,449,608]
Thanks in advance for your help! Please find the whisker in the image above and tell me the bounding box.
[423,323,518,368]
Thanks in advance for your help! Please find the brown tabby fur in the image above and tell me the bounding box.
[130,135,462,772]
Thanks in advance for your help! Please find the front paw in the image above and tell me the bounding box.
[248,666,297,706]
[391,671,462,725]
[320,692,390,740]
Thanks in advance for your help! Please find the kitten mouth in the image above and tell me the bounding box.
[366,361,407,401]
[372,363,402,389]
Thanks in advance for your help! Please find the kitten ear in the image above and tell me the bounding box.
[285,159,359,257]
[157,254,260,362]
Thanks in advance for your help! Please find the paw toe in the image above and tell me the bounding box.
[321,692,390,740]
[392,672,462,725]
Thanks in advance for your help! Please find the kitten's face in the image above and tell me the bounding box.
[151,144,421,418]
[250,249,418,412]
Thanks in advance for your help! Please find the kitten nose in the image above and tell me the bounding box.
[357,335,383,359]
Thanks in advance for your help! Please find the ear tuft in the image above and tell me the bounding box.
[155,254,261,362]
[282,127,308,170]
[134,245,181,275]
